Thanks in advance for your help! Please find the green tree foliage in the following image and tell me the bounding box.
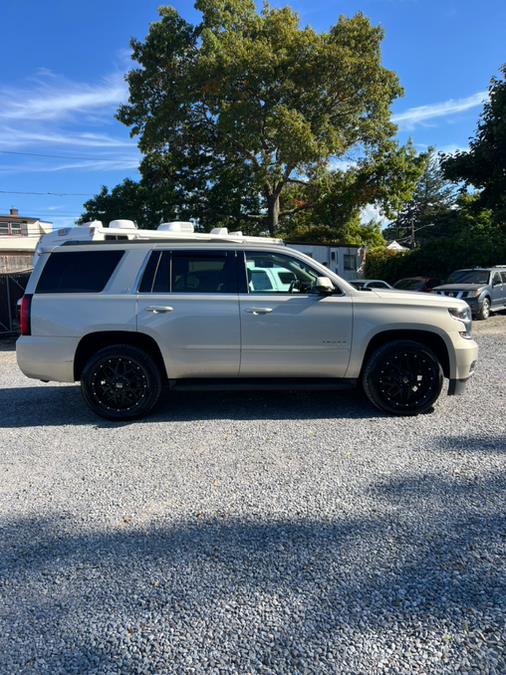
[442,65,506,225]
[117,0,404,234]
[365,202,505,282]
[280,141,424,241]
[383,149,457,245]
[78,179,154,228]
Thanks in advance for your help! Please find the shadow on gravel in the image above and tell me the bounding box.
[1,460,505,672]
[436,434,506,454]
[0,384,381,428]
[0,337,16,352]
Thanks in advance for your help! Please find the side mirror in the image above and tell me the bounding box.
[315,276,335,294]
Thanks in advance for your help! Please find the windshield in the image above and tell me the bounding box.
[447,270,490,285]
[394,278,425,290]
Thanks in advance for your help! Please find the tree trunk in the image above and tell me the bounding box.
[266,193,280,236]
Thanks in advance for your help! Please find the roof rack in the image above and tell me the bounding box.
[36,219,284,257]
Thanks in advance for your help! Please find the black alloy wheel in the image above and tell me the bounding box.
[362,340,443,415]
[81,345,162,420]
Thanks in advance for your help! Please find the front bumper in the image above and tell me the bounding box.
[447,338,478,395]
[448,377,472,395]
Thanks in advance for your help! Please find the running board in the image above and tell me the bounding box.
[168,377,358,392]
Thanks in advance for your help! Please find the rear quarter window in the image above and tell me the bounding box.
[36,250,124,293]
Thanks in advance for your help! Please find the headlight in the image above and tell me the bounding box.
[449,306,472,337]
[465,289,482,298]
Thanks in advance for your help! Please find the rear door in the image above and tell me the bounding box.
[136,249,241,378]
[238,250,353,377]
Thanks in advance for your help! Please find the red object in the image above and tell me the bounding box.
[20,294,32,336]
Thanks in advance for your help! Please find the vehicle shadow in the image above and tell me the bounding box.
[0,383,381,428]
[1,460,505,672]
[436,434,506,454]
[0,336,16,352]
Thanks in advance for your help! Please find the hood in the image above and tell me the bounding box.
[370,288,468,309]
[433,283,486,292]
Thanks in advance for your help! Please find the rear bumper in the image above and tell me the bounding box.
[16,336,78,383]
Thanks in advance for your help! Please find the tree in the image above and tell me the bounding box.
[78,179,155,228]
[442,65,506,225]
[383,149,457,246]
[118,0,403,235]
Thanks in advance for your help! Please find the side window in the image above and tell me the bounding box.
[344,254,357,271]
[138,251,162,292]
[245,251,322,294]
[149,250,237,293]
[492,272,502,286]
[36,250,124,293]
[501,272,506,284]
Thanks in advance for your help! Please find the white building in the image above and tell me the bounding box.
[0,208,53,272]
[286,242,365,280]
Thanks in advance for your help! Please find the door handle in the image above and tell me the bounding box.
[145,305,174,313]
[245,307,273,315]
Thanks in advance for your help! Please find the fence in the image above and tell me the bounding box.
[0,271,31,335]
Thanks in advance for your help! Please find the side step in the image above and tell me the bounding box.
[169,377,358,392]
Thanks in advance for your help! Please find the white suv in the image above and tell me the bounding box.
[16,235,478,420]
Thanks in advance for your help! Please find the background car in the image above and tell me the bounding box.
[433,267,506,320]
[394,276,442,292]
[348,279,394,291]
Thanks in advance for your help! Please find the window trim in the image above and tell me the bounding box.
[138,248,240,294]
[35,249,124,294]
[241,250,339,296]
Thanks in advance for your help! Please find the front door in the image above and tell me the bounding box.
[136,249,240,378]
[490,272,504,309]
[238,250,353,377]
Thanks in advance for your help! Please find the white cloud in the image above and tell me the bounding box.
[0,128,134,150]
[0,72,127,122]
[0,156,140,175]
[360,204,390,226]
[328,157,357,171]
[392,91,488,130]
[0,69,139,177]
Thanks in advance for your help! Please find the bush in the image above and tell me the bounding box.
[365,235,506,283]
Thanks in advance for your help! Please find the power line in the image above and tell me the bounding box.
[0,189,93,197]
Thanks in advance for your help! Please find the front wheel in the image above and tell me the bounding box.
[81,345,162,420]
[476,297,490,320]
[362,340,443,416]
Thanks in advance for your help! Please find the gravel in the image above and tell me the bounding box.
[0,317,505,673]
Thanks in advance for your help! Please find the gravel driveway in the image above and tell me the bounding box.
[0,318,505,673]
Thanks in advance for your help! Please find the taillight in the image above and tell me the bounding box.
[20,294,32,336]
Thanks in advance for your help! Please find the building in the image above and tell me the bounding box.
[286,242,365,280]
[0,208,53,272]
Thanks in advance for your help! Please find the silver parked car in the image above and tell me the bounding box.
[17,224,478,420]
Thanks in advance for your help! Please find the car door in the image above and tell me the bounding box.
[239,250,353,377]
[136,248,241,378]
[501,272,506,305]
[490,272,503,309]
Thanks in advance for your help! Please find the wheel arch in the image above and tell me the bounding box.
[74,330,166,381]
[361,329,451,379]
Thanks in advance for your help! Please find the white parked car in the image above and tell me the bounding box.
[17,224,478,420]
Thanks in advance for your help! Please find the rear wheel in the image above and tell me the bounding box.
[362,340,443,416]
[80,344,162,420]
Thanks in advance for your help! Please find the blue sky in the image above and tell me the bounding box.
[0,0,504,228]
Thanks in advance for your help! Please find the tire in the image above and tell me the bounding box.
[476,296,490,320]
[80,344,162,420]
[362,340,443,416]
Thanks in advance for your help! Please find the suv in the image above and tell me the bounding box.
[16,233,478,420]
[433,267,506,320]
